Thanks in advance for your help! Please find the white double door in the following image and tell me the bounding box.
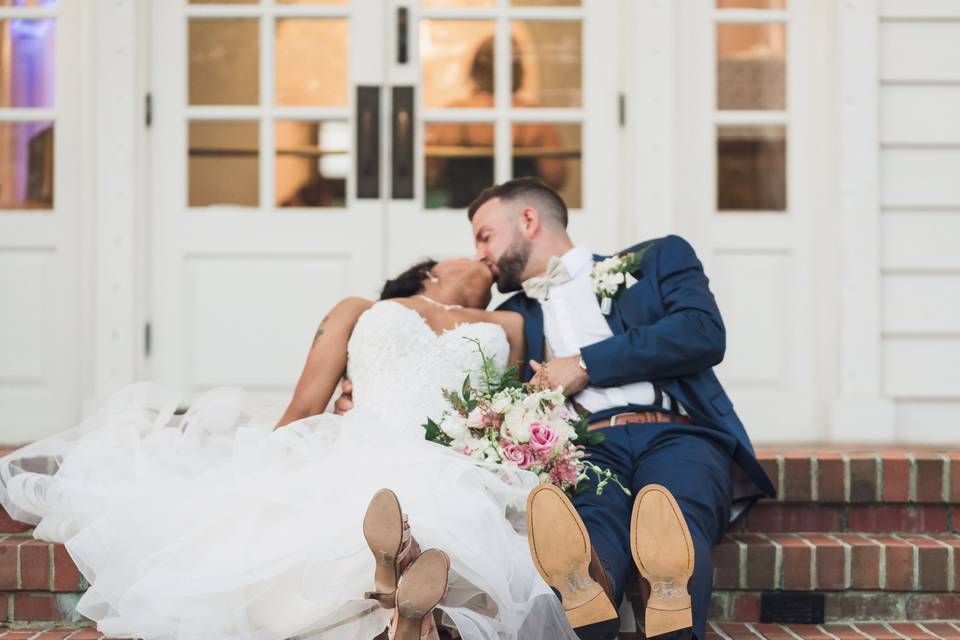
[148,0,620,403]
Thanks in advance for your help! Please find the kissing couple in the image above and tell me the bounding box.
[0,177,774,640]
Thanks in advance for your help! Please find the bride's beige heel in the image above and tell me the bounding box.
[363,489,411,609]
[389,549,450,640]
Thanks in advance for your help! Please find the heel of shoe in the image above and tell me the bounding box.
[564,583,618,628]
[644,601,692,638]
[365,590,397,609]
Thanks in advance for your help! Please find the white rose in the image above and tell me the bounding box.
[441,413,469,440]
[503,408,531,443]
[492,392,514,414]
[466,406,485,429]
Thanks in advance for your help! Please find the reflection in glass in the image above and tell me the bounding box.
[275,19,348,107]
[0,122,53,210]
[276,120,347,208]
[189,121,259,207]
[420,20,497,110]
[424,122,494,209]
[276,0,346,4]
[189,19,259,106]
[0,0,57,5]
[512,21,581,108]
[0,19,55,108]
[512,0,580,6]
[190,0,258,4]
[716,0,786,8]
[717,125,786,211]
[422,0,495,6]
[512,122,580,208]
[716,23,786,110]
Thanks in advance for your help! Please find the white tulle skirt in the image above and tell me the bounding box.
[0,383,576,640]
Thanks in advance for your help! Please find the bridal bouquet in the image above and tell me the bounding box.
[423,339,629,496]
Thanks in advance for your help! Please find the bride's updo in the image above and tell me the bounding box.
[380,259,438,300]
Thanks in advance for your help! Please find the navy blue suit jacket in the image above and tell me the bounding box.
[496,235,776,504]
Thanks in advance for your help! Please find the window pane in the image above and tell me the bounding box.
[512,21,581,108]
[0,1,57,6]
[0,19,55,108]
[189,121,259,207]
[422,0,495,7]
[0,122,53,210]
[512,0,580,6]
[189,0,258,4]
[420,20,496,110]
[717,125,786,211]
[275,19,348,107]
[276,120,347,208]
[189,19,259,106]
[512,122,580,208]
[276,0,346,4]
[716,23,786,110]
[717,0,786,8]
[424,122,493,209]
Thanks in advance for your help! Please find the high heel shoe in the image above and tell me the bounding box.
[363,489,421,609]
[388,549,450,640]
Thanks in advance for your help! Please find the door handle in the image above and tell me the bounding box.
[356,85,380,199]
[392,86,414,199]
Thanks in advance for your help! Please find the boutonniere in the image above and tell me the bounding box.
[590,250,645,315]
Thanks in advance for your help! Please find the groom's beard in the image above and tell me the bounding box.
[495,238,532,293]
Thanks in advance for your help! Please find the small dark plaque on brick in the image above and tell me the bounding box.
[760,592,825,624]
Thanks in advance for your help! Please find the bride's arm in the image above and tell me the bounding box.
[487,310,526,370]
[275,297,374,429]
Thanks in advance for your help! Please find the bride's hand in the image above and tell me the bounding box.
[334,379,354,415]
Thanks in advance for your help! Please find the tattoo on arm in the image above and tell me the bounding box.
[311,314,330,348]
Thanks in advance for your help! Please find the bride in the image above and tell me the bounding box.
[0,258,578,640]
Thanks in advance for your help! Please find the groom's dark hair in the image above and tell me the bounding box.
[467,177,568,230]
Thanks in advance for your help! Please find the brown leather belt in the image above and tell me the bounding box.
[587,410,692,432]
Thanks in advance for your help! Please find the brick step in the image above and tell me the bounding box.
[703,621,960,640]
[0,537,86,594]
[712,532,960,592]
[706,590,960,623]
[0,629,100,640]
[755,448,959,505]
[733,503,959,535]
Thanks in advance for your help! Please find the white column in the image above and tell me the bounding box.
[830,0,895,441]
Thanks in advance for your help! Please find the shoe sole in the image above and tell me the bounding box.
[526,484,619,634]
[630,484,694,638]
[394,549,450,640]
[362,488,403,608]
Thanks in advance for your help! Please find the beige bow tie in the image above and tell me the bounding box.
[522,256,572,301]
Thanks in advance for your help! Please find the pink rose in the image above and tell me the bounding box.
[529,422,560,452]
[501,442,535,469]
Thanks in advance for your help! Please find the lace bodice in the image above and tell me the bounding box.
[346,301,510,429]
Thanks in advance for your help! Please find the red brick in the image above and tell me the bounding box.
[848,454,879,503]
[52,544,82,592]
[787,624,831,639]
[33,631,77,640]
[852,623,906,640]
[921,623,960,640]
[712,536,741,589]
[873,534,915,590]
[952,508,959,533]
[900,534,950,591]
[718,623,759,640]
[907,593,960,619]
[0,509,33,534]
[18,538,50,590]
[729,592,760,622]
[882,452,911,502]
[0,537,19,589]
[816,452,846,503]
[915,454,947,503]
[65,630,105,640]
[950,454,960,502]
[709,591,727,621]
[735,533,777,590]
[767,533,812,590]
[846,505,949,533]
[822,624,871,640]
[931,533,960,592]
[890,623,937,639]
[803,533,847,590]
[1,633,49,640]
[831,533,882,590]
[824,593,905,622]
[742,504,843,533]
[752,623,797,640]
[12,593,69,621]
[759,456,781,500]
[704,633,723,640]
[784,454,813,502]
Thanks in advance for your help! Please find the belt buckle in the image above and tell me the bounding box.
[609,412,633,427]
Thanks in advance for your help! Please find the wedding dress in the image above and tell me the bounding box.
[0,300,577,640]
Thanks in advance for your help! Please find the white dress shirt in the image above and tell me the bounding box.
[539,246,681,414]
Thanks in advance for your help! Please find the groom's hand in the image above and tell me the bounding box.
[529,357,590,396]
[333,379,354,415]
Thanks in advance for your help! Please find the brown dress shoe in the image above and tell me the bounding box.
[630,484,695,638]
[526,484,619,640]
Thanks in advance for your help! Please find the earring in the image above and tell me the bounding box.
[426,271,440,284]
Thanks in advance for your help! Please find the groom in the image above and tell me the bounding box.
[468,178,774,640]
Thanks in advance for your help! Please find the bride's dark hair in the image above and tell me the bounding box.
[380,259,438,300]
